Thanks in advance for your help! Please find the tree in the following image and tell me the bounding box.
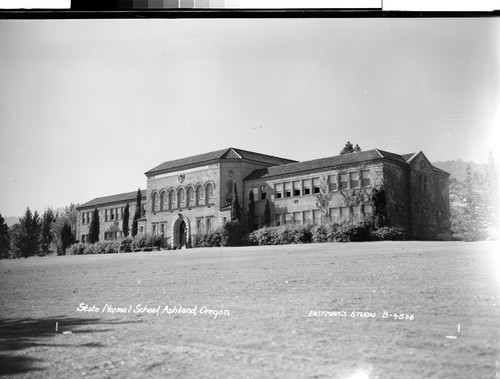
[263,199,271,227]
[0,213,10,259]
[61,222,75,254]
[41,208,56,256]
[122,202,130,237]
[17,207,42,258]
[8,223,22,259]
[231,182,242,222]
[88,208,100,243]
[50,204,77,255]
[340,141,362,155]
[370,184,387,229]
[484,152,499,240]
[247,190,256,232]
[452,164,488,241]
[132,188,142,238]
[314,175,333,224]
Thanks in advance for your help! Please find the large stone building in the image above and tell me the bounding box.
[76,147,450,246]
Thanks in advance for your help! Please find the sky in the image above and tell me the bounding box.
[0,16,499,217]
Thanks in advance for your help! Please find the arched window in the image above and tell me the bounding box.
[168,190,175,209]
[186,187,194,207]
[151,192,158,212]
[160,191,166,211]
[196,185,204,206]
[205,183,214,205]
[177,188,185,209]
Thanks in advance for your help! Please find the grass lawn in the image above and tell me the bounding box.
[0,241,499,378]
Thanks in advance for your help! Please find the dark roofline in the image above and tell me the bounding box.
[144,147,296,177]
[432,166,451,176]
[244,149,408,181]
[77,190,146,210]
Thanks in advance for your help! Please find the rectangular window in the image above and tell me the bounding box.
[206,218,212,234]
[340,174,348,190]
[275,215,282,226]
[329,175,337,192]
[303,210,312,225]
[251,187,259,199]
[340,207,350,221]
[303,179,311,195]
[313,210,321,224]
[361,170,371,187]
[285,182,292,198]
[363,204,373,216]
[197,219,203,234]
[330,207,340,222]
[105,209,109,222]
[275,183,283,199]
[160,223,165,236]
[111,209,115,220]
[82,213,85,224]
[313,178,320,194]
[293,211,302,224]
[260,185,267,200]
[153,224,157,235]
[293,181,301,196]
[350,172,359,188]
[352,205,361,220]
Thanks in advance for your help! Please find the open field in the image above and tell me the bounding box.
[0,241,499,378]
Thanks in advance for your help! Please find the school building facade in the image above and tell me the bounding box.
[76,147,450,246]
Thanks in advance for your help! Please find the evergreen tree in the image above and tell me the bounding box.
[41,208,56,256]
[231,182,242,222]
[132,188,142,237]
[17,207,42,258]
[247,190,256,232]
[340,141,362,155]
[484,152,499,240]
[88,208,100,243]
[263,199,271,227]
[50,204,77,255]
[0,213,10,259]
[122,202,130,237]
[61,222,75,254]
[340,141,354,155]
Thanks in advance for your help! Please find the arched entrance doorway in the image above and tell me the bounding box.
[171,214,190,249]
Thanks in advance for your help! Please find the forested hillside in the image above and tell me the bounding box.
[433,156,498,241]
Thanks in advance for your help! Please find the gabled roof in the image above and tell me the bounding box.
[145,147,296,176]
[403,151,450,176]
[77,190,146,210]
[401,153,417,162]
[244,149,408,181]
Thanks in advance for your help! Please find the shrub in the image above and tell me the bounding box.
[248,224,312,246]
[130,234,162,251]
[192,230,223,248]
[66,241,121,255]
[65,242,86,255]
[370,226,404,241]
[120,237,133,253]
[333,220,372,242]
[221,221,244,247]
